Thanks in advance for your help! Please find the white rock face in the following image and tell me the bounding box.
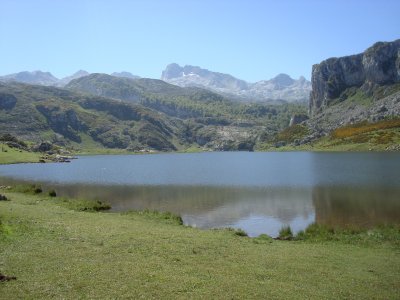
[161,63,311,102]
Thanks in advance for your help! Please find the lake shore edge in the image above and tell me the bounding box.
[1,187,399,298]
[2,141,399,165]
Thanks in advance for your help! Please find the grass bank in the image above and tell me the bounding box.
[0,189,399,299]
[0,143,41,165]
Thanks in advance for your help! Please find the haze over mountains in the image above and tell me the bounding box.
[161,63,311,102]
[0,70,140,88]
[0,66,311,103]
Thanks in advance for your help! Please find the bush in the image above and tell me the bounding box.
[225,227,248,237]
[234,228,248,237]
[33,186,43,194]
[137,210,183,225]
[48,189,57,197]
[59,198,111,212]
[278,226,293,240]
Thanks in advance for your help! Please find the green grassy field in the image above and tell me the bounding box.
[0,190,399,299]
[0,143,41,165]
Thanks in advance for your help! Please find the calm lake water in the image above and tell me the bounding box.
[1,152,399,237]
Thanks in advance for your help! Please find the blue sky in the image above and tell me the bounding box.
[0,0,399,81]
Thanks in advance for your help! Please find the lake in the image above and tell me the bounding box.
[1,152,399,237]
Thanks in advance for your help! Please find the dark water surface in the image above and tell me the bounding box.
[1,152,399,237]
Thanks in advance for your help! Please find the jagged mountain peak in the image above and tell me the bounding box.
[161,64,310,102]
[270,73,295,87]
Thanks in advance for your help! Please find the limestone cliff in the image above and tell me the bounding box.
[310,39,400,115]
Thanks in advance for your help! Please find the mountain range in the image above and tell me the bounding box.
[0,70,140,88]
[0,73,304,152]
[161,63,311,102]
[0,66,311,103]
[0,39,399,153]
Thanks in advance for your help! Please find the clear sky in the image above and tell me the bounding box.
[0,0,399,82]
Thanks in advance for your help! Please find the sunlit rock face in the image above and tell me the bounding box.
[310,39,400,116]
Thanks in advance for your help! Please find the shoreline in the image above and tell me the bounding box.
[2,145,399,165]
[0,188,399,298]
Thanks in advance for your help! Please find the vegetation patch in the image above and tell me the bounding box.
[11,184,43,195]
[56,198,111,212]
[331,118,400,139]
[122,209,183,225]
[0,143,42,164]
[274,124,309,144]
[295,223,400,247]
[277,226,293,240]
[48,189,57,197]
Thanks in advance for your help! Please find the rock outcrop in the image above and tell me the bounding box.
[310,39,400,116]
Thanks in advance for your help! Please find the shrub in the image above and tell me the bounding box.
[59,198,111,212]
[234,228,248,237]
[48,189,57,197]
[33,186,43,194]
[278,226,293,240]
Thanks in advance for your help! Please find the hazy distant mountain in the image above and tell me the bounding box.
[111,71,140,79]
[0,70,142,87]
[241,74,311,103]
[0,71,59,86]
[57,70,90,87]
[161,63,248,91]
[161,63,311,102]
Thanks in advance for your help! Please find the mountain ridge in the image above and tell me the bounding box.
[0,70,140,88]
[161,63,311,102]
[1,66,311,103]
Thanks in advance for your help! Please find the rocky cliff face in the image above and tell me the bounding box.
[310,39,400,115]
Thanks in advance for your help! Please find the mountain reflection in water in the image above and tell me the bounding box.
[1,179,397,237]
[0,152,399,237]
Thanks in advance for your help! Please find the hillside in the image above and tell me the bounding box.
[65,74,306,148]
[0,82,185,151]
[268,39,400,151]
[310,39,400,116]
[0,70,140,88]
[0,80,305,152]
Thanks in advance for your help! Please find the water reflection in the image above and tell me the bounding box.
[42,183,316,237]
[312,186,400,228]
[1,151,399,237]
[1,176,398,237]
